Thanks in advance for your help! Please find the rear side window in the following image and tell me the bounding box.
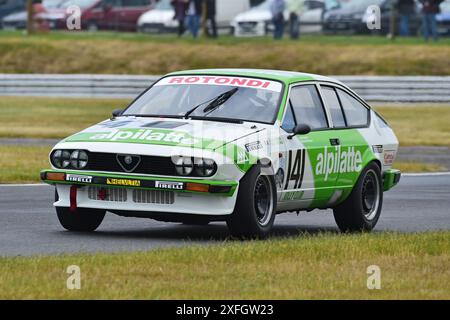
[290,85,328,130]
[337,89,369,127]
[321,86,346,127]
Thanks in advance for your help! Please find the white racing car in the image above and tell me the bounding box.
[41,69,401,238]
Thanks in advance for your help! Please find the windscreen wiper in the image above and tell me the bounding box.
[184,87,239,119]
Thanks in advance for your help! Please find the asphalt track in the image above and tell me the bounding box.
[0,174,449,257]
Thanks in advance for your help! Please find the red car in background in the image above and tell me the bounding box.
[39,0,155,31]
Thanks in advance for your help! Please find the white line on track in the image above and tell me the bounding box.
[0,172,449,187]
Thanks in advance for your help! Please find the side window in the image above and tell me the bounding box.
[290,85,328,130]
[281,103,296,133]
[321,86,346,127]
[337,89,369,127]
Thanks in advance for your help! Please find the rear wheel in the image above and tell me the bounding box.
[333,162,383,232]
[55,190,105,232]
[227,165,276,239]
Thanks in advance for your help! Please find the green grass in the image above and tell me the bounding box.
[0,31,450,75]
[0,97,449,146]
[0,145,51,183]
[0,97,129,139]
[1,232,449,299]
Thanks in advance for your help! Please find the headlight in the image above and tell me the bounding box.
[70,150,88,169]
[173,156,194,176]
[194,158,216,177]
[51,150,71,168]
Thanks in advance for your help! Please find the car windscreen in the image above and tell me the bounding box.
[341,0,384,11]
[123,75,283,124]
[60,0,97,9]
[155,0,172,10]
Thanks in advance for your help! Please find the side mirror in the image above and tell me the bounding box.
[111,109,123,118]
[287,124,311,139]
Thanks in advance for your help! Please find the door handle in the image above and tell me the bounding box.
[330,138,340,146]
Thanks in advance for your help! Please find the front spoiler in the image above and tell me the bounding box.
[40,170,237,197]
[383,169,401,191]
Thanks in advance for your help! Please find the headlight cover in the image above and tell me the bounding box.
[51,150,71,169]
[51,150,88,169]
[194,158,216,177]
[172,156,216,177]
[173,156,194,176]
[70,150,88,169]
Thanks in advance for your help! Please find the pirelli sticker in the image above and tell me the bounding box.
[66,174,93,183]
[107,178,141,187]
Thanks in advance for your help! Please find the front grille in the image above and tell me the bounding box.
[88,186,127,202]
[132,189,175,205]
[86,152,177,176]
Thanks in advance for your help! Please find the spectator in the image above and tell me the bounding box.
[271,0,286,39]
[397,0,416,36]
[287,0,304,39]
[171,0,188,37]
[186,0,202,38]
[205,0,218,38]
[419,0,444,41]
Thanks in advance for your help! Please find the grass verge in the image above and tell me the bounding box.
[0,97,449,147]
[0,32,450,75]
[0,232,449,299]
[0,145,51,184]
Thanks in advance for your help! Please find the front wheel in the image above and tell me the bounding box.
[333,162,383,232]
[227,165,277,239]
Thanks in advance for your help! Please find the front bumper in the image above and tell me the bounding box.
[41,170,239,216]
[383,169,401,191]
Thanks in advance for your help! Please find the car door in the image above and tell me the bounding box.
[278,83,337,210]
[118,0,152,31]
[319,84,371,202]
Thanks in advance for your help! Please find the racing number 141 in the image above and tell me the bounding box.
[284,149,306,190]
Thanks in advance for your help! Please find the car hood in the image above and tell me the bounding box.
[62,117,269,151]
[2,11,27,22]
[138,9,173,24]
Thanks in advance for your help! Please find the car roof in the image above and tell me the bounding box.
[167,69,346,87]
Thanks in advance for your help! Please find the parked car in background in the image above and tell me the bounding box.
[137,0,250,34]
[34,0,154,31]
[0,0,27,28]
[324,0,421,35]
[437,0,450,35]
[1,0,63,30]
[231,0,337,37]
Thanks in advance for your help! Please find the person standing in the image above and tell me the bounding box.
[205,0,218,38]
[186,0,202,38]
[171,0,188,37]
[271,0,286,39]
[397,0,416,36]
[287,0,304,39]
[419,0,443,41]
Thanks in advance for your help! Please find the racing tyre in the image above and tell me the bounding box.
[227,165,277,239]
[333,162,383,232]
[55,190,105,232]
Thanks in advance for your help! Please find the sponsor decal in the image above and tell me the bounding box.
[245,141,263,152]
[275,168,285,189]
[372,145,384,153]
[384,150,396,166]
[85,129,199,145]
[236,150,250,164]
[155,76,283,92]
[106,178,141,187]
[66,174,92,183]
[316,146,363,181]
[155,181,184,190]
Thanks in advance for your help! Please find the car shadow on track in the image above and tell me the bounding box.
[60,222,339,242]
